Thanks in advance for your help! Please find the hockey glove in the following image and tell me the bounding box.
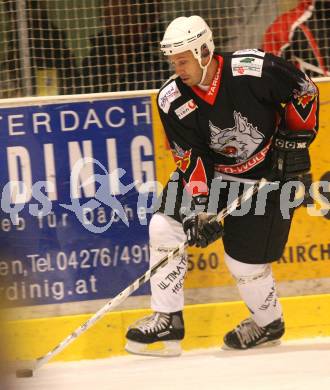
[180,209,224,248]
[271,129,314,181]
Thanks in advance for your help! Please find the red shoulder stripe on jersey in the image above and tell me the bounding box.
[285,97,318,131]
[185,157,209,196]
[191,55,223,105]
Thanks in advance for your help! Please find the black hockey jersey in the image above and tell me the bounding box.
[157,49,319,199]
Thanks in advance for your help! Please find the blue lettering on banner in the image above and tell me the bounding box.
[0,97,156,306]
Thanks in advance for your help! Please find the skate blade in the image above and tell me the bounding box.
[221,339,281,351]
[125,340,182,357]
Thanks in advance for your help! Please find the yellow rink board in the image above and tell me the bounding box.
[8,293,330,362]
[151,81,330,288]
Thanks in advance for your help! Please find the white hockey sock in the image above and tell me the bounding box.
[149,213,187,313]
[225,253,283,327]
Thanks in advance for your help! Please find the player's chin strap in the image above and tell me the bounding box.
[199,55,213,85]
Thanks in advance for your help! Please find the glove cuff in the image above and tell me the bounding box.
[275,129,314,151]
[179,195,209,223]
[193,195,208,205]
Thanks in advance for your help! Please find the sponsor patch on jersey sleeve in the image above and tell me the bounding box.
[233,49,265,57]
[174,99,198,119]
[158,80,181,113]
[231,56,264,77]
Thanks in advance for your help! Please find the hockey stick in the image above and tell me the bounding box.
[15,177,270,377]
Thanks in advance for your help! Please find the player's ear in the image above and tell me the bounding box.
[201,43,211,65]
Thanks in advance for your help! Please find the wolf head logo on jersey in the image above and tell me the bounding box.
[209,111,264,162]
[171,141,192,172]
[294,77,318,110]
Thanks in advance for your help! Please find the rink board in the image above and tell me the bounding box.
[7,293,330,362]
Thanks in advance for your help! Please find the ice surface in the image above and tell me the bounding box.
[12,337,330,390]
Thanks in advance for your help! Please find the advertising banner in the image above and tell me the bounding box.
[0,96,155,306]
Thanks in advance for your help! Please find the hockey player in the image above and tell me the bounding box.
[125,15,319,355]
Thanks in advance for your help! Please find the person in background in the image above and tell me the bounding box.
[263,0,330,77]
[2,0,80,97]
[81,0,170,93]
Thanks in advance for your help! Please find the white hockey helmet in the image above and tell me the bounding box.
[160,15,215,63]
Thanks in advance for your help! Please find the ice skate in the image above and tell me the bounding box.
[223,317,285,350]
[125,311,184,357]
